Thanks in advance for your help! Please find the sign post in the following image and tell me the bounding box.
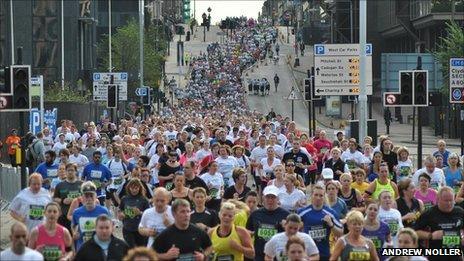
[285,87,301,121]
[313,43,372,96]
[93,72,128,101]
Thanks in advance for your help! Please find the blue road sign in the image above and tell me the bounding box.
[136,87,148,96]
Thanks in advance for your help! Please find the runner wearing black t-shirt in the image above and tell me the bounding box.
[53,163,83,231]
[153,199,212,260]
[223,168,251,201]
[246,186,290,261]
[184,161,209,193]
[414,186,464,261]
[282,138,311,179]
[190,187,219,232]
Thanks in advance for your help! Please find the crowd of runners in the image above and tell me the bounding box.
[1,17,464,261]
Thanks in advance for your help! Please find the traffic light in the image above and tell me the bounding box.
[11,65,31,109]
[182,0,191,23]
[304,78,311,101]
[399,71,413,105]
[413,70,428,106]
[107,84,117,108]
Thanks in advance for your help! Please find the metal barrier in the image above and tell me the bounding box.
[0,166,23,202]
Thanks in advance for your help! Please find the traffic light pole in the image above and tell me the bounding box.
[311,67,317,136]
[417,56,423,169]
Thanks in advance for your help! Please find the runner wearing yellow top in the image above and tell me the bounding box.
[364,163,399,202]
[209,202,254,261]
[351,169,370,195]
[227,199,250,228]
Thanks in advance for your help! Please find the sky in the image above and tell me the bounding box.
[192,0,265,24]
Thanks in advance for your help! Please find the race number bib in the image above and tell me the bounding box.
[348,249,370,261]
[309,226,327,241]
[113,177,123,186]
[90,170,102,179]
[399,166,411,178]
[29,205,45,220]
[41,245,62,261]
[124,207,136,219]
[320,147,328,154]
[367,236,382,249]
[79,217,97,242]
[257,224,277,241]
[217,255,234,261]
[386,219,399,236]
[442,231,461,248]
[47,169,58,178]
[347,160,357,170]
[210,188,219,198]
[67,190,81,199]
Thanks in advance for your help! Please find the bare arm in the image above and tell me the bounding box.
[236,227,255,259]
[62,228,74,261]
[329,238,345,261]
[28,227,39,249]
[10,210,25,223]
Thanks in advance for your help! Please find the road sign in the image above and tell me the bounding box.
[314,87,362,96]
[44,108,58,135]
[450,58,464,103]
[93,72,128,101]
[286,89,300,100]
[314,44,372,96]
[136,87,148,96]
[29,108,41,134]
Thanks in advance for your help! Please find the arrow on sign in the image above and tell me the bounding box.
[316,68,320,76]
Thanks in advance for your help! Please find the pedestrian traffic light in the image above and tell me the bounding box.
[182,0,191,23]
[11,65,31,109]
[107,84,117,108]
[413,70,428,106]
[399,71,413,105]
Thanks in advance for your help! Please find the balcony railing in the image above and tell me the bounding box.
[411,0,464,19]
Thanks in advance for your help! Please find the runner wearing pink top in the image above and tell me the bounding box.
[28,202,73,261]
[414,173,438,211]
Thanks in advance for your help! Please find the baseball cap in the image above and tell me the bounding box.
[263,186,280,197]
[321,168,334,180]
[81,183,97,194]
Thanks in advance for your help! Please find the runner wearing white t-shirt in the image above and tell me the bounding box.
[138,188,174,247]
[264,214,319,261]
[9,174,52,232]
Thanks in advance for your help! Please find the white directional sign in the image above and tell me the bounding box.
[314,44,373,96]
[449,58,464,103]
[93,72,128,101]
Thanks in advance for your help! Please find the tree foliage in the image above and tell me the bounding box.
[432,21,464,95]
[97,18,167,91]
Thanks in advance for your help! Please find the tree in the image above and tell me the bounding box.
[432,21,464,96]
[97,18,167,93]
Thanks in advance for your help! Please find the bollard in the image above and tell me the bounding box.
[294,58,300,67]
